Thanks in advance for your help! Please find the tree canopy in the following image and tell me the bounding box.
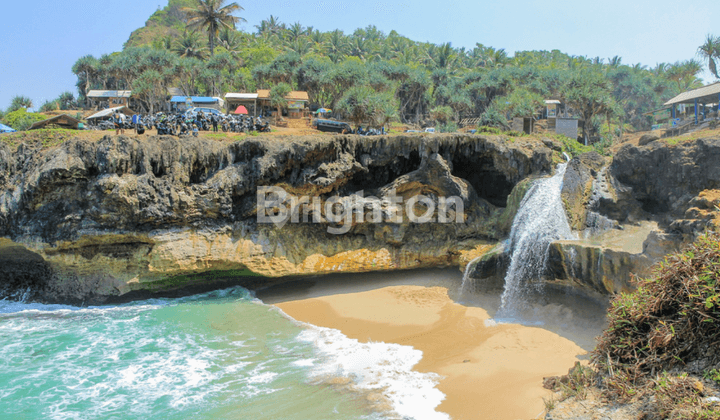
[64,6,714,137]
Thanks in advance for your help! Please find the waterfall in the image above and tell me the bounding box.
[497,162,576,318]
[460,259,475,295]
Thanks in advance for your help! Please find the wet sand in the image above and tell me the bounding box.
[260,270,595,420]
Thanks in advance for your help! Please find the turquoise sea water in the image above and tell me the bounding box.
[0,287,448,420]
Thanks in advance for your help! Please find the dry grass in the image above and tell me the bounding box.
[593,230,720,384]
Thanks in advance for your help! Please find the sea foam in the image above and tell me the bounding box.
[297,325,450,420]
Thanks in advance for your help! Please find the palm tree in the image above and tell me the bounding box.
[348,36,371,61]
[285,22,305,43]
[287,38,311,56]
[217,27,242,58]
[325,30,348,63]
[173,31,208,60]
[8,95,33,112]
[698,34,720,79]
[608,55,623,68]
[72,55,99,98]
[665,60,703,92]
[255,15,283,38]
[428,42,456,69]
[270,82,292,123]
[182,0,244,57]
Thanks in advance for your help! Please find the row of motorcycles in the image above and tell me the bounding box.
[91,113,271,136]
[354,126,385,136]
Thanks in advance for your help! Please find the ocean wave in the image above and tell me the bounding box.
[296,325,450,420]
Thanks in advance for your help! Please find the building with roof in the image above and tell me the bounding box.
[86,106,135,124]
[664,82,720,124]
[29,114,83,130]
[169,96,224,112]
[86,90,132,110]
[225,93,259,116]
[256,90,309,119]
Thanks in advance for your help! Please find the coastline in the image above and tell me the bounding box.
[258,269,599,420]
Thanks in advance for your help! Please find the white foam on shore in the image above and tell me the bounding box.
[296,325,450,420]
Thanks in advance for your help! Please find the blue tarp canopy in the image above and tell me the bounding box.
[170,96,218,103]
[0,123,16,133]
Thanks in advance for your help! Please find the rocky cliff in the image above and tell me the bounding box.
[464,136,720,297]
[0,133,555,304]
[552,137,720,295]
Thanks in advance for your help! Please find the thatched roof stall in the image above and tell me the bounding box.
[29,114,83,130]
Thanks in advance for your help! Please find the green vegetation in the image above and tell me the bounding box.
[38,92,78,112]
[181,0,244,57]
[7,95,33,113]
[704,369,720,386]
[578,230,720,416]
[594,230,720,381]
[269,82,292,120]
[548,134,593,157]
[1,108,46,131]
[0,128,81,150]
[542,230,720,418]
[63,2,717,140]
[698,34,720,80]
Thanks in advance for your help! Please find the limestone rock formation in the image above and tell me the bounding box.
[560,151,606,231]
[638,133,660,146]
[0,133,554,303]
[464,137,719,300]
[603,137,720,233]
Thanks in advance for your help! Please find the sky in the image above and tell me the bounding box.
[1,0,719,111]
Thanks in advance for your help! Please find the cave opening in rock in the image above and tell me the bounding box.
[452,154,514,207]
[346,151,422,193]
[150,159,166,178]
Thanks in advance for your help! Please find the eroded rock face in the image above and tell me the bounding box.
[0,133,554,303]
[605,138,720,228]
[561,152,606,231]
[545,138,720,295]
[464,136,720,299]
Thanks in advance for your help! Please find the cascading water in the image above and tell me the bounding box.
[496,162,576,318]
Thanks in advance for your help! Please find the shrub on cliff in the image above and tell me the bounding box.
[593,230,720,384]
[1,109,46,131]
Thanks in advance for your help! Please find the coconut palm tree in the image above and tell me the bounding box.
[697,34,720,79]
[255,15,283,38]
[217,27,243,58]
[665,60,703,92]
[182,0,244,57]
[285,22,305,43]
[173,31,208,60]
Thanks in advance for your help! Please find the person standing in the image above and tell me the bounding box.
[212,114,218,132]
[114,112,124,135]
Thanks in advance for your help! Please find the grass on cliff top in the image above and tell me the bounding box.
[0,128,106,151]
[662,126,720,146]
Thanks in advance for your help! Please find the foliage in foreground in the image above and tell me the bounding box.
[546,231,720,417]
[1,109,47,131]
[593,230,720,382]
[0,128,81,150]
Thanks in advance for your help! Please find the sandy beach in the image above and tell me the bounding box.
[259,270,601,420]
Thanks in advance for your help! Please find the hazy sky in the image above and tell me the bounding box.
[1,0,718,110]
